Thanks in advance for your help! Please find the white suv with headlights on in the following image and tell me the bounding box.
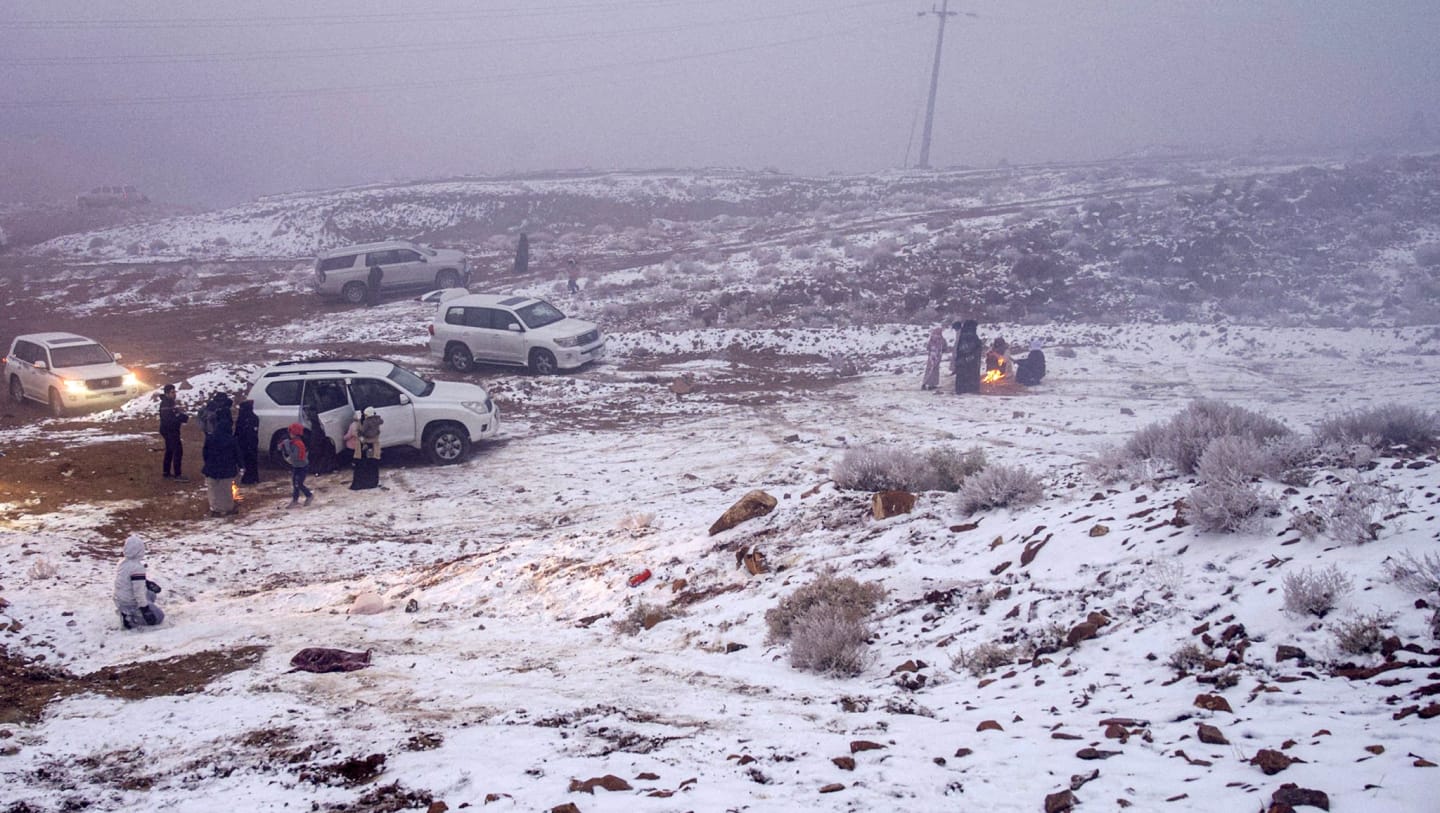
[245,358,498,465]
[313,240,470,305]
[428,294,605,375]
[4,333,144,416]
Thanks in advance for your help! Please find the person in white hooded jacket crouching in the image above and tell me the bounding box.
[114,534,165,629]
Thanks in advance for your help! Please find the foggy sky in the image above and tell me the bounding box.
[2,0,1437,206]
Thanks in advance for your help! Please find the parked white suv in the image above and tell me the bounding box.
[245,358,497,465]
[314,240,470,304]
[5,333,143,416]
[428,294,605,375]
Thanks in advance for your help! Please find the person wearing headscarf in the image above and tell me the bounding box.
[114,534,164,629]
[952,320,983,394]
[1016,339,1047,386]
[235,399,260,484]
[201,393,240,516]
[922,326,947,390]
[350,407,384,490]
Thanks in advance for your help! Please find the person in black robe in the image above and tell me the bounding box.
[1016,339,1047,386]
[235,399,260,484]
[952,320,983,394]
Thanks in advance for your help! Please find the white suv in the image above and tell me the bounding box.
[428,294,605,375]
[5,333,143,416]
[245,359,498,465]
[314,240,470,304]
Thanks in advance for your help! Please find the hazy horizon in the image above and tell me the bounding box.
[2,0,1437,206]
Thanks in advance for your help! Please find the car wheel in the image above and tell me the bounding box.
[341,282,368,305]
[8,376,24,405]
[529,349,558,376]
[435,269,461,289]
[445,343,474,372]
[423,423,470,465]
[48,388,66,417]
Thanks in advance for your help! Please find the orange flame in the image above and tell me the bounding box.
[231,481,242,503]
[982,369,1005,385]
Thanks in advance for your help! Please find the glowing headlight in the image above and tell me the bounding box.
[554,335,581,348]
[462,400,494,415]
[63,378,88,394]
[122,372,140,387]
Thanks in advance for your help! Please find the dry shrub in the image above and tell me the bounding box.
[765,573,885,644]
[1167,642,1211,673]
[833,444,984,493]
[1332,611,1395,656]
[1320,478,1391,544]
[949,641,1015,677]
[1124,399,1291,474]
[1195,435,1280,484]
[1186,480,1275,533]
[1282,565,1352,618]
[1315,404,1440,453]
[613,601,679,636]
[955,464,1043,515]
[1385,550,1440,596]
[788,609,870,676]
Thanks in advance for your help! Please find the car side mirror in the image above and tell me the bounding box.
[113,352,123,361]
[33,361,47,371]
[507,323,522,332]
[399,394,412,405]
[419,256,428,263]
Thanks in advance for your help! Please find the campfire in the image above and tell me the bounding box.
[982,368,1006,385]
[231,481,242,504]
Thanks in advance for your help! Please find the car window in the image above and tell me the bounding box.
[12,341,37,364]
[318,255,355,272]
[265,380,302,406]
[516,300,566,329]
[444,306,467,326]
[395,249,421,263]
[349,377,403,410]
[468,308,496,329]
[49,343,114,368]
[489,308,521,330]
[385,364,434,397]
[366,250,401,266]
[303,378,349,412]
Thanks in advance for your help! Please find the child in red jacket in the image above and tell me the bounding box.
[279,422,314,507]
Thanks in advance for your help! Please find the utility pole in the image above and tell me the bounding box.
[917,0,957,170]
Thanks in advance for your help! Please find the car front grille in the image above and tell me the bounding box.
[576,330,600,346]
[87,376,123,390]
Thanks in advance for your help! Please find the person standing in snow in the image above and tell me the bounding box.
[201,393,240,516]
[566,258,580,294]
[235,398,260,485]
[350,407,384,490]
[114,534,164,630]
[302,405,337,475]
[952,320,983,394]
[1016,339,1047,386]
[158,383,188,479]
[922,325,948,390]
[366,263,383,307]
[280,422,314,508]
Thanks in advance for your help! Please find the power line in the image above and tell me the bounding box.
[0,18,913,110]
[916,0,960,170]
[2,1,903,67]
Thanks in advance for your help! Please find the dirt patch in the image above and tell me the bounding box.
[0,644,267,725]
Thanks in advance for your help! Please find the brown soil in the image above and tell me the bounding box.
[0,644,267,726]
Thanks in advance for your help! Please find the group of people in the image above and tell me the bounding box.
[922,321,1048,394]
[155,385,387,518]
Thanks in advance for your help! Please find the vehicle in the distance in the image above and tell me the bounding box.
[245,358,498,465]
[313,240,470,305]
[76,185,149,208]
[427,294,605,375]
[4,333,144,416]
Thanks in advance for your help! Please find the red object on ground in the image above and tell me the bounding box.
[628,569,652,587]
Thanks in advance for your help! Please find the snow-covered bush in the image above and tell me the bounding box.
[1332,611,1395,656]
[1125,399,1291,474]
[787,610,870,677]
[1320,478,1391,544]
[926,446,987,492]
[1186,479,1274,533]
[833,445,933,492]
[1167,642,1211,673]
[1385,550,1440,595]
[955,464,1043,515]
[1314,404,1440,453]
[1195,435,1278,484]
[950,641,1015,677]
[1282,565,1352,618]
[614,601,679,636]
[765,573,884,644]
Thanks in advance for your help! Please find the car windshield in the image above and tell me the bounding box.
[49,343,113,368]
[386,363,434,397]
[516,301,566,329]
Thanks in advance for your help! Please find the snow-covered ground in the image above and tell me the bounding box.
[3,321,1438,812]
